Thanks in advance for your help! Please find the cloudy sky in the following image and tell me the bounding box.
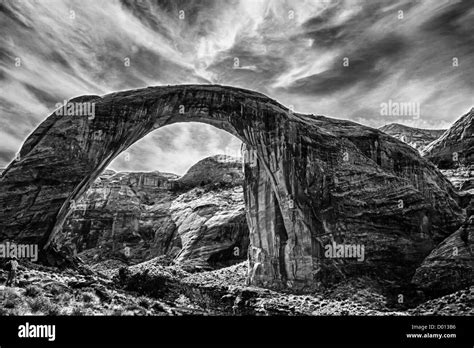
[1,0,473,174]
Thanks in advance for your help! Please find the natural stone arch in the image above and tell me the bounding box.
[0,84,464,292]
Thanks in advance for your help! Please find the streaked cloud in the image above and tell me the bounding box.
[1,0,473,174]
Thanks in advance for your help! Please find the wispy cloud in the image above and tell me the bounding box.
[1,0,473,173]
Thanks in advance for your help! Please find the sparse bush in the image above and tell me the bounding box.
[57,292,73,303]
[71,306,85,316]
[111,306,125,316]
[138,297,151,309]
[114,269,170,298]
[4,298,17,309]
[28,295,52,313]
[46,303,62,316]
[3,289,21,309]
[116,267,132,285]
[25,285,42,297]
[81,291,99,303]
[49,284,66,296]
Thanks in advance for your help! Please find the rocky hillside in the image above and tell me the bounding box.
[56,155,249,271]
[422,108,474,169]
[2,258,471,316]
[379,123,445,152]
[178,154,243,188]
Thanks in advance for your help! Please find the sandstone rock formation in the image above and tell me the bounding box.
[422,108,474,169]
[410,110,474,295]
[379,123,445,153]
[0,84,465,292]
[441,166,473,193]
[412,204,473,296]
[55,170,181,264]
[56,155,249,270]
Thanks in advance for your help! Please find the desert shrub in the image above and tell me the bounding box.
[7,307,25,315]
[111,306,125,316]
[49,284,66,296]
[27,295,52,313]
[4,298,17,309]
[81,291,99,303]
[57,292,73,304]
[114,269,170,298]
[138,297,151,309]
[3,289,21,308]
[71,305,85,316]
[115,267,132,285]
[25,285,43,297]
[45,303,62,316]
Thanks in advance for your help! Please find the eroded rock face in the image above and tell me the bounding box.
[56,155,249,270]
[412,211,473,296]
[55,170,181,264]
[422,108,474,169]
[0,84,465,291]
[379,123,445,153]
[440,166,473,196]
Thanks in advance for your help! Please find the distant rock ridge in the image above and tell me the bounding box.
[178,154,243,188]
[422,108,474,169]
[379,123,445,152]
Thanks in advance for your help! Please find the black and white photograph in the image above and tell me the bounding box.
[0,0,472,346]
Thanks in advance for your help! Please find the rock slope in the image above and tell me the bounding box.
[422,108,474,169]
[412,215,473,296]
[2,259,472,316]
[379,123,445,153]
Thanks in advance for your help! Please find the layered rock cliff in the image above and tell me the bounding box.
[412,110,474,295]
[379,123,445,153]
[0,84,466,292]
[56,155,249,270]
[422,108,474,169]
[412,199,473,296]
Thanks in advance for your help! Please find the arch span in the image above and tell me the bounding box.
[0,84,464,291]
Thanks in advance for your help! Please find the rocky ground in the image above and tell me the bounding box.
[1,259,472,316]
